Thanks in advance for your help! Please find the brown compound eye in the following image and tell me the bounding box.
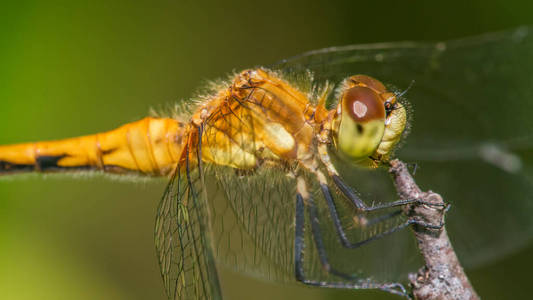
[342,86,386,122]
[348,75,387,94]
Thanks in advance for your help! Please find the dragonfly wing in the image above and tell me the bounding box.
[274,26,533,268]
[209,163,422,284]
[206,165,297,282]
[155,163,222,300]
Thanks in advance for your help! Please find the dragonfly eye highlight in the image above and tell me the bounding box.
[343,87,386,122]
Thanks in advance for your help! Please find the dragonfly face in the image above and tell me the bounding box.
[330,75,407,168]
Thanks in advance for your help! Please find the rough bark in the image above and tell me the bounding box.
[388,159,480,300]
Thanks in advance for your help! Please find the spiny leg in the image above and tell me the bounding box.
[319,183,443,249]
[304,153,443,249]
[332,174,443,211]
[358,209,403,227]
[294,176,409,298]
[317,143,444,211]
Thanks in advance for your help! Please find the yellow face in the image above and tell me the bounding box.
[332,75,407,167]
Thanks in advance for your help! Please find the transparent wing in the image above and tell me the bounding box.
[274,26,533,268]
[207,165,296,282]
[155,161,222,300]
[207,162,420,284]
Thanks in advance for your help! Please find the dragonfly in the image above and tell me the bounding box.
[1,26,532,299]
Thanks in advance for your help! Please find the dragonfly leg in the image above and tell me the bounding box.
[316,143,444,211]
[356,209,403,227]
[332,174,445,211]
[294,177,409,298]
[320,183,443,249]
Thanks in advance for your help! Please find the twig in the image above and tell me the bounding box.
[388,159,480,300]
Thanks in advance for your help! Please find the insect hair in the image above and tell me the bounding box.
[149,72,238,121]
[276,68,331,106]
[387,84,413,153]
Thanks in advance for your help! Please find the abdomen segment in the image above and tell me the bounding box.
[0,117,186,176]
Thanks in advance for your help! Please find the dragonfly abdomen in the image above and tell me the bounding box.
[0,117,187,176]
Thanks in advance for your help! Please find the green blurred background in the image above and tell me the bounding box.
[1,1,532,299]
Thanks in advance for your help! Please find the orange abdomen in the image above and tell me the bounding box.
[0,117,187,176]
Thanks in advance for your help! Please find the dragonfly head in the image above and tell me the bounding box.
[332,75,407,167]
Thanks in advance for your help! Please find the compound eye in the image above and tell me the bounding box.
[348,75,386,94]
[342,86,386,122]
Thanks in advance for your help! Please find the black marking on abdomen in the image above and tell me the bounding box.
[0,155,135,175]
[35,154,96,172]
[36,154,68,170]
[0,160,35,173]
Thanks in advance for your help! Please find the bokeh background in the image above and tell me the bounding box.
[1,1,532,299]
